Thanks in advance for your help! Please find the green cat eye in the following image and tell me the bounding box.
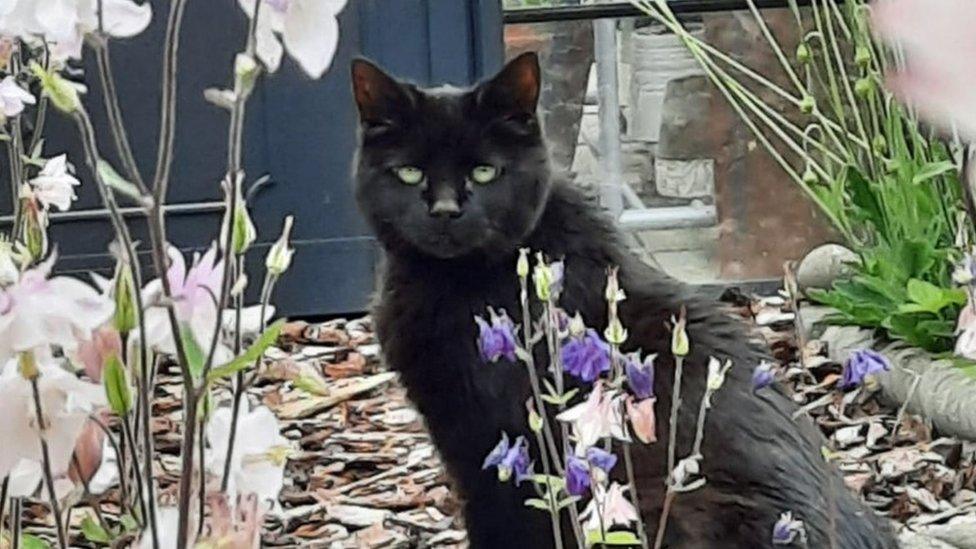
[395,166,425,185]
[470,165,498,185]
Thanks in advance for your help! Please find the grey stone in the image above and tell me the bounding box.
[797,305,837,341]
[655,158,715,198]
[796,243,858,293]
[658,75,713,159]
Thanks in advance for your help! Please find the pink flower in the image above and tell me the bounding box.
[556,383,629,451]
[579,482,639,535]
[74,326,122,382]
[28,154,80,212]
[142,245,228,360]
[0,255,114,360]
[626,396,657,444]
[873,0,976,140]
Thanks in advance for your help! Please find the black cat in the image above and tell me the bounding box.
[351,52,897,549]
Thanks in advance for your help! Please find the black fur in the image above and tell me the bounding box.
[351,53,897,548]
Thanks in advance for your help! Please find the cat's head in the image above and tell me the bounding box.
[351,53,551,260]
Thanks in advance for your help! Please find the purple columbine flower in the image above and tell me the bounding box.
[482,432,532,484]
[624,353,655,399]
[475,309,518,363]
[752,361,776,392]
[561,328,611,382]
[772,511,807,545]
[842,349,891,389]
[566,454,591,496]
[585,446,618,473]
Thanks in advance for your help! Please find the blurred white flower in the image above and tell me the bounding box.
[207,402,290,508]
[237,0,347,79]
[0,75,35,118]
[873,0,976,140]
[28,154,80,212]
[956,299,976,360]
[140,507,180,549]
[0,0,152,60]
[556,383,629,452]
[0,254,114,361]
[579,482,639,536]
[0,355,105,486]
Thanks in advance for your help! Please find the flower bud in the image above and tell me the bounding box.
[802,167,819,186]
[18,351,38,380]
[604,267,625,304]
[265,215,295,276]
[670,308,689,357]
[21,198,48,262]
[112,262,138,334]
[234,53,261,100]
[30,62,84,114]
[533,254,555,302]
[854,77,873,99]
[516,248,530,278]
[221,174,256,256]
[706,357,732,391]
[854,45,871,68]
[604,317,628,346]
[796,43,811,65]
[872,135,887,155]
[527,400,543,433]
[799,95,815,115]
[568,312,586,338]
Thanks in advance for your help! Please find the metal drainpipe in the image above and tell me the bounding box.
[594,17,624,217]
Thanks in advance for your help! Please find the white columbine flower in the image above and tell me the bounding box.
[28,154,81,212]
[0,254,114,361]
[207,402,291,508]
[579,482,639,536]
[0,0,152,61]
[237,0,348,79]
[556,383,629,452]
[0,75,36,119]
[0,355,106,485]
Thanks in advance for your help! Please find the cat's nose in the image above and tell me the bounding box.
[429,197,462,218]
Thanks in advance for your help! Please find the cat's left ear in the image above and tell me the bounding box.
[475,52,541,121]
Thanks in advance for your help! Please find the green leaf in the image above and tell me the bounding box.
[530,474,566,492]
[103,353,132,416]
[97,161,149,205]
[524,498,552,511]
[206,319,285,383]
[912,161,956,185]
[120,514,139,532]
[21,534,50,549]
[846,166,886,235]
[81,516,112,544]
[557,495,581,509]
[180,326,207,380]
[904,279,966,314]
[584,530,642,546]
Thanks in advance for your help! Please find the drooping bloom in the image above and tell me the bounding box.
[561,328,611,382]
[475,309,518,363]
[0,355,106,485]
[624,352,655,399]
[265,215,295,276]
[142,245,228,362]
[237,0,348,79]
[752,361,776,392]
[585,446,617,480]
[74,326,122,382]
[671,309,689,357]
[772,511,807,546]
[841,349,891,389]
[28,154,80,212]
[482,432,533,485]
[626,396,657,444]
[0,0,153,61]
[580,482,639,535]
[565,453,590,496]
[0,75,35,118]
[0,254,114,361]
[872,0,976,141]
[207,403,291,507]
[556,383,629,451]
[706,356,732,392]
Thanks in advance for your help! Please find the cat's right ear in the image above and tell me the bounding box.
[351,58,410,128]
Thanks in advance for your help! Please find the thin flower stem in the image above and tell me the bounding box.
[10,497,21,549]
[665,356,683,481]
[93,42,147,193]
[88,414,133,522]
[74,109,159,546]
[196,419,207,538]
[691,392,711,457]
[0,476,7,527]
[622,443,649,548]
[121,420,148,525]
[530,426,564,549]
[222,270,276,489]
[152,0,189,201]
[652,490,675,549]
[70,455,110,534]
[28,376,68,549]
